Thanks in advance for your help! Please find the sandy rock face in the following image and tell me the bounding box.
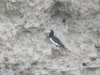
[0,0,100,75]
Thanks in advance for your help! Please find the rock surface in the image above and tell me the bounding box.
[0,0,100,75]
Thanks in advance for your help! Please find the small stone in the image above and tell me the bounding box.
[83,63,87,66]
[55,10,60,16]
[4,57,9,62]
[90,57,96,61]
[12,63,20,66]
[12,66,19,71]
[5,63,10,69]
[0,66,2,69]
[19,71,23,74]
[95,44,100,48]
[43,67,47,69]
[55,2,61,7]
[31,60,38,65]
[61,71,67,75]
[62,19,66,23]
[26,67,31,71]
[11,63,20,71]
[14,73,18,75]
[11,0,16,2]
[7,47,12,51]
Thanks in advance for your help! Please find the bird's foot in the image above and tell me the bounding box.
[51,44,57,48]
[58,47,61,52]
[50,44,62,52]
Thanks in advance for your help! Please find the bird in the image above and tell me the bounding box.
[46,30,65,51]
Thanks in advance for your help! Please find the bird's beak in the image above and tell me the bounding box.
[45,30,51,33]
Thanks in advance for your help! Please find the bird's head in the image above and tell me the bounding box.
[46,30,54,37]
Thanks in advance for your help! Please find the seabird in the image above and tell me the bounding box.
[46,30,65,51]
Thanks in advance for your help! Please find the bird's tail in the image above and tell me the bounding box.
[61,44,65,48]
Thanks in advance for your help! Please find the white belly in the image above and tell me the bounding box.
[50,38,60,46]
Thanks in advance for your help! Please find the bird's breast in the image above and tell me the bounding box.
[50,38,60,46]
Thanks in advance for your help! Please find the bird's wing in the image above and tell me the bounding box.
[50,36,65,48]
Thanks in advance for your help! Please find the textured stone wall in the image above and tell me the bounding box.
[0,0,100,75]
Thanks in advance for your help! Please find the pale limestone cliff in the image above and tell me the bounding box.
[0,0,100,75]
